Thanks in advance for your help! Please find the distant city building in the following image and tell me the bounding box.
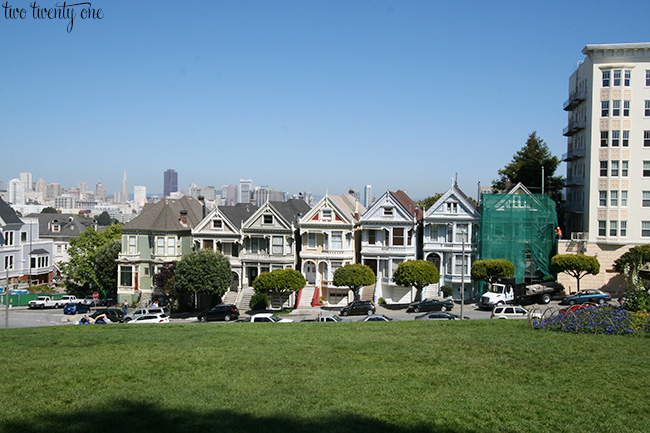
[201,186,217,201]
[35,178,47,199]
[55,194,77,210]
[78,181,88,195]
[239,179,253,204]
[363,185,372,208]
[48,183,63,199]
[252,186,284,205]
[189,182,202,200]
[8,178,26,205]
[19,172,33,191]
[95,181,106,201]
[121,170,129,203]
[221,185,238,206]
[164,169,178,197]
[134,186,147,207]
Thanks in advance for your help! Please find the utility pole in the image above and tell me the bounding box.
[5,270,9,329]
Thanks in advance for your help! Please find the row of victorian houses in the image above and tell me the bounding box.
[116,182,482,308]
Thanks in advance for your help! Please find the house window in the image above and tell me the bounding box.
[21,232,27,242]
[272,236,283,255]
[600,131,608,147]
[120,266,133,287]
[212,219,222,229]
[643,222,650,237]
[644,161,650,177]
[643,191,650,207]
[455,224,469,242]
[52,224,60,233]
[321,209,332,220]
[599,191,607,207]
[128,236,136,254]
[4,255,14,270]
[625,70,631,86]
[156,238,165,255]
[331,231,343,249]
[601,101,609,117]
[624,101,630,117]
[612,131,620,147]
[251,237,259,253]
[613,70,621,86]
[610,221,618,237]
[383,208,393,216]
[600,161,608,177]
[167,237,176,255]
[611,160,619,176]
[602,70,610,87]
[454,254,469,275]
[621,191,628,207]
[623,130,629,147]
[393,228,404,246]
[4,231,14,246]
[368,230,376,245]
[446,203,458,213]
[622,161,628,177]
[263,214,273,224]
[645,131,650,147]
[646,101,650,116]
[31,257,36,268]
[621,221,627,237]
[610,191,618,207]
[612,100,620,116]
[598,221,606,236]
[308,233,317,248]
[646,70,650,86]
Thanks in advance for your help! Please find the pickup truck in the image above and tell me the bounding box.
[302,315,342,322]
[250,313,293,323]
[479,278,562,310]
[28,296,59,309]
[59,295,78,305]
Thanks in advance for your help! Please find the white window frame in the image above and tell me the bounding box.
[599,191,607,207]
[331,231,343,250]
[610,190,618,207]
[643,221,650,237]
[308,232,317,249]
[621,190,628,207]
[612,100,620,116]
[611,160,619,176]
[128,236,137,254]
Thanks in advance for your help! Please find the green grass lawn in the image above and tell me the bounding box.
[0,320,648,433]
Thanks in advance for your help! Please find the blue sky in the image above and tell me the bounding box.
[1,0,649,199]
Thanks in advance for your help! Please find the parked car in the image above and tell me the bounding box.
[301,315,342,322]
[491,305,537,319]
[339,301,376,316]
[197,304,239,322]
[250,313,293,323]
[90,308,125,323]
[124,307,169,322]
[362,314,393,322]
[561,290,611,306]
[63,303,91,315]
[407,298,454,313]
[414,312,460,320]
[127,313,170,324]
[559,303,597,314]
[80,296,100,307]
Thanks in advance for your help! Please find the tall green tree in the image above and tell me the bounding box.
[492,132,565,201]
[40,207,58,214]
[253,269,306,295]
[550,254,599,293]
[332,264,376,301]
[416,194,443,211]
[614,244,650,290]
[94,239,121,297]
[96,211,114,226]
[392,260,440,302]
[471,259,515,283]
[175,250,231,305]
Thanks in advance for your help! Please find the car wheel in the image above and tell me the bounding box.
[598,298,605,305]
[569,300,576,306]
[497,301,505,306]
[224,315,231,322]
[367,309,373,316]
[541,293,551,304]
[124,317,132,323]
[441,306,447,312]
[341,311,348,317]
[414,306,420,313]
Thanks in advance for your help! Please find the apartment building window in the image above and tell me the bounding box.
[599,191,607,207]
[643,222,650,237]
[643,191,650,207]
[645,131,650,147]
[272,236,283,255]
[602,70,610,87]
[393,228,405,246]
[646,70,650,86]
[610,221,618,237]
[331,231,343,249]
[612,100,620,116]
[167,237,176,255]
[599,221,606,236]
[610,190,618,207]
[600,161,608,176]
[600,131,608,147]
[156,238,165,255]
[128,236,136,254]
[308,233,317,248]
[613,70,621,86]
[4,255,13,270]
[624,101,630,117]
[612,131,620,147]
[621,221,627,237]
[646,101,650,116]
[622,191,628,206]
[367,230,375,245]
[601,101,609,117]
[625,70,631,86]
[623,131,629,146]
[611,160,619,176]
[644,161,650,177]
[4,231,14,246]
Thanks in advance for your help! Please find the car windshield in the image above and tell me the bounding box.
[331,316,342,322]
[268,316,281,322]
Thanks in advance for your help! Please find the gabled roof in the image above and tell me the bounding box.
[0,197,23,226]
[26,213,96,238]
[271,199,311,225]
[424,184,480,219]
[390,190,418,218]
[121,196,202,232]
[300,194,365,226]
[219,203,259,230]
[361,190,417,223]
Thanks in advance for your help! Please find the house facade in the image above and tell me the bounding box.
[359,190,419,304]
[422,184,480,301]
[299,193,366,305]
[27,213,97,264]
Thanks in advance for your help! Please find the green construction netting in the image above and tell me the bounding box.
[479,193,558,285]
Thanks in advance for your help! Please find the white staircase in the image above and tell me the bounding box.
[221,291,238,305]
[236,287,256,312]
[297,286,316,308]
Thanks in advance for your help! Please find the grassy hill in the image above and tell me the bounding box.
[0,320,648,433]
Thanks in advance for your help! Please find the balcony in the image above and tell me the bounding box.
[562,119,586,137]
[562,147,586,161]
[563,90,587,111]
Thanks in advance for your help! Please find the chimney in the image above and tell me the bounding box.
[179,209,188,225]
[198,195,206,218]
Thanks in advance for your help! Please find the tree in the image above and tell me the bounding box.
[153,262,178,305]
[253,269,306,295]
[550,254,600,293]
[60,224,122,291]
[492,132,565,203]
[392,260,440,302]
[40,207,58,214]
[96,211,114,226]
[332,264,375,301]
[614,244,650,290]
[416,194,443,211]
[175,250,231,304]
[94,239,121,297]
[471,259,515,283]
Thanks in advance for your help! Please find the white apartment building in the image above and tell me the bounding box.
[563,42,650,291]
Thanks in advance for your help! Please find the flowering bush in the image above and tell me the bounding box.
[531,305,650,336]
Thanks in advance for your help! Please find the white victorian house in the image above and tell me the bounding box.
[359,190,420,304]
[422,183,480,301]
[298,193,365,306]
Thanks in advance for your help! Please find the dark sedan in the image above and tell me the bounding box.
[407,298,454,313]
[198,304,239,322]
[63,303,91,315]
[340,301,376,316]
[560,290,611,306]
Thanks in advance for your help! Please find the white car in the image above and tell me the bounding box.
[250,313,293,323]
[127,313,170,324]
[362,314,393,322]
[124,307,169,322]
[491,305,539,319]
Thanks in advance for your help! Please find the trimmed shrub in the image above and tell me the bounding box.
[250,292,269,311]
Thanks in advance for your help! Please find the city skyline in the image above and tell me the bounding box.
[2,1,649,199]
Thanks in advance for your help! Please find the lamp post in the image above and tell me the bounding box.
[460,231,465,321]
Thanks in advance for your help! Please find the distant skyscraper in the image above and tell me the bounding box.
[164,169,178,197]
[95,181,106,201]
[121,170,129,203]
[239,179,253,204]
[35,178,47,199]
[189,182,201,199]
[78,181,88,194]
[222,185,238,206]
[8,178,26,205]
[48,183,63,199]
[134,185,147,207]
[364,185,372,208]
[19,172,33,191]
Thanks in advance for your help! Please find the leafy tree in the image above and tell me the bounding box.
[550,254,600,293]
[332,264,375,301]
[614,244,650,290]
[250,292,270,310]
[416,194,443,211]
[253,269,306,295]
[492,132,565,203]
[96,211,114,226]
[60,224,122,291]
[94,239,121,297]
[41,207,58,214]
[392,260,440,302]
[175,250,231,304]
[153,262,177,306]
[471,259,515,283]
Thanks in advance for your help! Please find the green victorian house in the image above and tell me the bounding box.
[117,196,203,305]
